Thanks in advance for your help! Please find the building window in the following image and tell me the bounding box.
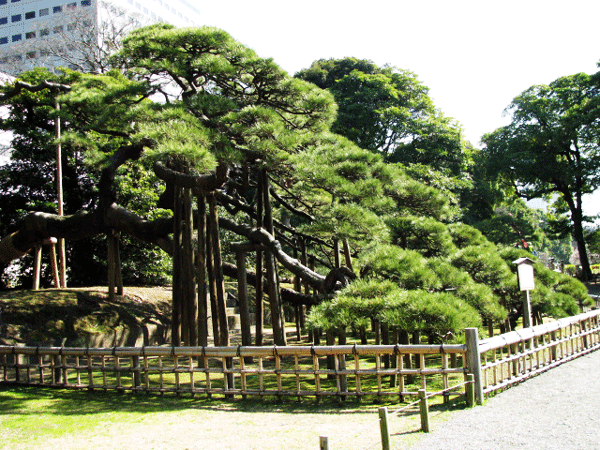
[67,23,76,31]
[40,49,49,56]
[40,28,50,36]
[12,55,22,62]
[135,2,140,9]
[81,0,91,6]
[26,51,36,59]
[11,14,22,22]
[0,17,7,25]
[0,1,7,5]
[12,34,22,42]
[0,37,8,45]
[0,57,8,64]
[25,11,36,19]
[40,8,49,16]
[67,2,77,9]
[25,31,35,39]
[53,6,63,13]
[11,0,21,3]
[53,25,63,34]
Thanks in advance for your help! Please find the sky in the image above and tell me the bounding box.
[198,0,600,216]
[2,1,599,212]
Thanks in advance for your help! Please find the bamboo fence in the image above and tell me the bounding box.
[3,310,598,403]
[0,343,468,402]
[477,309,600,397]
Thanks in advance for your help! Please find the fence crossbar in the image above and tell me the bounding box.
[0,343,468,401]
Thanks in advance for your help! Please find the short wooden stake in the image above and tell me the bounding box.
[378,406,390,450]
[419,389,430,433]
[466,373,475,407]
[319,435,329,450]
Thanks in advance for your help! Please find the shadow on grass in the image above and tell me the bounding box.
[1,384,449,417]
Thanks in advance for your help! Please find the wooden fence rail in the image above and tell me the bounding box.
[474,309,600,403]
[3,310,598,404]
[0,342,469,402]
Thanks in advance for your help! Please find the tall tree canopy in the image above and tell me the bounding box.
[482,70,600,280]
[295,57,471,176]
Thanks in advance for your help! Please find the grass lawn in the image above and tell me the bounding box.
[0,384,468,450]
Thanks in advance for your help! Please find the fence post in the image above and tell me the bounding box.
[378,406,390,450]
[319,436,329,450]
[466,373,475,407]
[465,328,484,405]
[418,389,430,433]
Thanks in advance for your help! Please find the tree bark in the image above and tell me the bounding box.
[172,185,182,346]
[197,196,209,347]
[208,194,230,347]
[261,169,286,346]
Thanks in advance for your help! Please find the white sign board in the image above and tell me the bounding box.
[513,258,535,291]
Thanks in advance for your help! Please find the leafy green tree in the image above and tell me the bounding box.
[0,69,170,287]
[482,70,600,280]
[0,25,591,346]
[295,58,470,175]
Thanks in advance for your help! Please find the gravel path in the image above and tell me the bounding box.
[406,349,600,450]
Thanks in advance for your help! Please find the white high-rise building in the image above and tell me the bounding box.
[0,71,13,165]
[0,0,201,75]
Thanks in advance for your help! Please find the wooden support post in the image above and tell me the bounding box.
[206,215,220,345]
[378,406,391,450]
[342,238,353,271]
[33,246,42,290]
[182,187,197,346]
[172,186,182,346]
[49,243,60,288]
[55,98,67,288]
[319,436,329,450]
[106,233,116,302]
[236,249,252,350]
[261,169,286,346]
[255,248,264,346]
[465,328,484,405]
[381,323,390,369]
[326,329,336,379]
[197,196,208,347]
[338,329,348,399]
[255,170,264,347]
[208,194,230,347]
[419,389,430,433]
[132,355,141,388]
[550,330,558,361]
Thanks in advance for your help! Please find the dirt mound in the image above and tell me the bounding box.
[0,287,172,347]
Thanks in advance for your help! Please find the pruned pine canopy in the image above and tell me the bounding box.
[0,26,592,344]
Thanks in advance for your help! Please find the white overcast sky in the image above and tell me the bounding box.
[199,0,600,215]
